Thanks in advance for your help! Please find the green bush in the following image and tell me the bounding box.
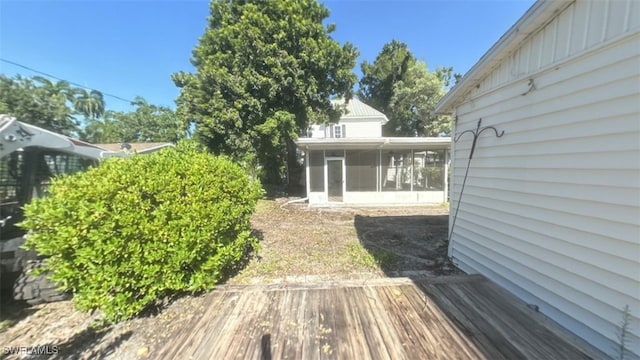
[19,141,263,321]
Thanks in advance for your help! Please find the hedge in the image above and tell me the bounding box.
[20,141,263,321]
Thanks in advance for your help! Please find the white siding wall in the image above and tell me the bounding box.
[339,119,383,138]
[309,124,326,138]
[449,1,640,357]
[309,120,382,138]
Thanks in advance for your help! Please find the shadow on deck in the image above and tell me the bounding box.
[152,275,606,359]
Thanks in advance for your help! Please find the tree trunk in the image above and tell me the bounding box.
[286,138,303,196]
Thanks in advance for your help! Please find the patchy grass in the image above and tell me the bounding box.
[344,242,396,269]
[228,198,455,284]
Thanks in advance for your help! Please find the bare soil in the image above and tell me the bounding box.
[0,199,457,359]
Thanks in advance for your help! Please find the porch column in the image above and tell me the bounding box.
[444,148,449,203]
[305,149,310,199]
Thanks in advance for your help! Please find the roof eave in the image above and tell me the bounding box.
[434,0,573,114]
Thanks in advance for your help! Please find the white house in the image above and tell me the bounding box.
[308,98,387,139]
[296,98,450,206]
[434,0,640,358]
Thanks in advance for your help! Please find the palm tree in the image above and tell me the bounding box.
[33,76,75,102]
[73,88,105,120]
[32,76,78,134]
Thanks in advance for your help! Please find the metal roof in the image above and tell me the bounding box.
[332,98,389,124]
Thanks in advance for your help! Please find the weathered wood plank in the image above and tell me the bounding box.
[349,286,396,360]
[479,280,608,360]
[277,288,306,360]
[317,288,344,359]
[156,291,240,359]
[464,280,599,359]
[150,275,606,360]
[200,290,267,359]
[340,287,376,358]
[416,281,523,359]
[229,289,279,359]
[401,283,486,359]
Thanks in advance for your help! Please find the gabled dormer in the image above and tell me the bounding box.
[307,98,389,139]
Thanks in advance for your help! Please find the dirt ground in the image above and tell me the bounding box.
[0,199,458,359]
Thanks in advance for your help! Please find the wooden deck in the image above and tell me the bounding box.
[153,275,606,359]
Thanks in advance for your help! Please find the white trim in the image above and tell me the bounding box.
[435,0,574,114]
[305,150,310,199]
[446,29,640,111]
[296,137,451,150]
[444,149,449,204]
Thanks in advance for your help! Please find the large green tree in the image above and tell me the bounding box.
[358,40,415,117]
[358,40,452,137]
[389,61,449,136]
[173,0,358,184]
[83,97,184,143]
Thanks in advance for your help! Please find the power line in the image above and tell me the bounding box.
[0,58,136,104]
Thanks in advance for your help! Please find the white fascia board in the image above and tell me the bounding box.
[295,137,451,150]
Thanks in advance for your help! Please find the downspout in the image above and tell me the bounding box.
[282,197,309,207]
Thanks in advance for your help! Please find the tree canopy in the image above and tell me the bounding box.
[173,0,358,183]
[0,75,81,136]
[0,74,182,144]
[357,40,453,137]
[83,97,184,144]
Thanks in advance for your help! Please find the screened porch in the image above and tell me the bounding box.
[297,138,450,205]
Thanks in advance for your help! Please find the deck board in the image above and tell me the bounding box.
[152,276,606,360]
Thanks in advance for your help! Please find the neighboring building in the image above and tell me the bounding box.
[96,142,174,155]
[296,98,450,206]
[434,0,640,358]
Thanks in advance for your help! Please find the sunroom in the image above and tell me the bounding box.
[296,137,450,206]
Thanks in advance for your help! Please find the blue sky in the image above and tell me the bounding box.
[0,0,535,113]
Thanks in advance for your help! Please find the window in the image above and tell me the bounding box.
[329,124,346,138]
[334,125,342,138]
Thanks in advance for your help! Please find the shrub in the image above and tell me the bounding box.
[20,141,263,321]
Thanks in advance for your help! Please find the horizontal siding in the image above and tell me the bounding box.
[449,237,640,356]
[449,6,640,358]
[455,205,638,292]
[461,167,639,188]
[451,221,637,319]
[341,120,382,138]
[451,190,638,246]
[467,0,640,97]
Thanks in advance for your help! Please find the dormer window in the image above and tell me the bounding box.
[329,124,346,138]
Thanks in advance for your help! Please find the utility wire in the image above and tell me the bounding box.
[0,58,135,104]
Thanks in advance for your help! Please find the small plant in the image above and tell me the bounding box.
[20,140,263,321]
